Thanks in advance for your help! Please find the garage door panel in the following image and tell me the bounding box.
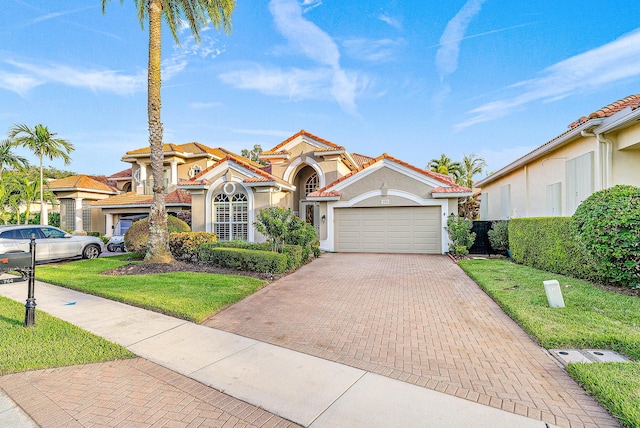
[335,207,441,254]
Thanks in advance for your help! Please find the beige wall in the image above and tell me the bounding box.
[338,168,433,203]
[480,121,640,220]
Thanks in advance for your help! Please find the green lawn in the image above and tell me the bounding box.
[36,255,267,323]
[459,258,640,428]
[0,296,133,375]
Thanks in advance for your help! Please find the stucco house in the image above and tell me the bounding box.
[50,130,470,253]
[180,130,470,254]
[476,94,640,220]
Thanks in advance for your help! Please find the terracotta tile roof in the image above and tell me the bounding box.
[191,155,291,187]
[122,143,264,169]
[311,153,466,196]
[90,190,191,207]
[313,146,345,153]
[306,190,341,198]
[48,175,118,193]
[432,186,471,194]
[108,168,132,179]
[569,94,640,128]
[351,153,375,168]
[263,130,340,154]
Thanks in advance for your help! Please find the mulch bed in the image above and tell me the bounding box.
[101,260,284,282]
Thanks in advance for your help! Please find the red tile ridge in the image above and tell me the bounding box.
[265,130,340,153]
[568,94,640,128]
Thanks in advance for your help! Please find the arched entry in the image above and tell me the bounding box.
[293,165,320,234]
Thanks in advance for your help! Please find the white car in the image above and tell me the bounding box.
[0,225,104,262]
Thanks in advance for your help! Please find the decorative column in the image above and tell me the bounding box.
[41,200,49,225]
[74,197,84,235]
[105,213,114,237]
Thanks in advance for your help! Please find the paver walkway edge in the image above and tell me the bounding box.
[0,278,551,428]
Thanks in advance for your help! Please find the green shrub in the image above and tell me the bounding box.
[199,246,288,274]
[124,215,191,255]
[198,241,302,271]
[487,220,509,253]
[87,231,100,237]
[571,185,640,288]
[254,207,319,262]
[446,215,475,255]
[509,217,597,280]
[282,244,303,270]
[169,232,218,261]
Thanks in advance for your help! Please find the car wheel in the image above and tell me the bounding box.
[82,245,101,259]
[106,243,116,252]
[119,243,126,252]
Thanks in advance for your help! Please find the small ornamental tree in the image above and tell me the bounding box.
[571,185,640,288]
[446,215,476,256]
[254,207,292,252]
[254,207,319,260]
[487,220,509,253]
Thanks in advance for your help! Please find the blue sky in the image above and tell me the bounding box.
[2,0,640,177]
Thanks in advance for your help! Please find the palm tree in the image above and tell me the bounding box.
[459,153,487,189]
[6,175,41,224]
[8,124,74,225]
[0,139,28,176]
[427,154,462,181]
[102,0,235,263]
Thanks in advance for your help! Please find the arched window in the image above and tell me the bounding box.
[305,174,318,197]
[213,192,248,241]
[188,164,202,178]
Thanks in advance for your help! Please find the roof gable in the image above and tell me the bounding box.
[308,154,470,198]
[262,130,340,155]
[183,154,292,189]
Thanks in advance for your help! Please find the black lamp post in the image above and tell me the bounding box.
[24,234,36,327]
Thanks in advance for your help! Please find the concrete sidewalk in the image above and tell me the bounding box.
[0,279,552,428]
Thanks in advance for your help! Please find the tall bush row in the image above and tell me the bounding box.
[508,217,598,281]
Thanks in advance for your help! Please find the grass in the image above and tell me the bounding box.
[568,363,640,428]
[459,258,640,428]
[0,296,133,375]
[35,255,267,323]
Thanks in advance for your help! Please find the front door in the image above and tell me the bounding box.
[300,201,319,234]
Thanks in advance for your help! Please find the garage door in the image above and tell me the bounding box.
[334,206,441,253]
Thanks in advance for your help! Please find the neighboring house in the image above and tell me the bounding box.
[476,94,640,220]
[180,130,471,254]
[48,175,119,234]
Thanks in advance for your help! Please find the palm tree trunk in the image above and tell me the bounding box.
[145,0,172,263]
[39,154,44,225]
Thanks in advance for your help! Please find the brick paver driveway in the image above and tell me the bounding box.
[205,253,618,428]
[0,359,299,427]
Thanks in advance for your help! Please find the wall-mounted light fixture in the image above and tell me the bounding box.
[321,214,326,223]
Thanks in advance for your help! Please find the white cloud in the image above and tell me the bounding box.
[456,28,640,130]
[0,70,42,96]
[342,38,403,62]
[4,60,145,95]
[220,65,332,100]
[436,0,487,79]
[378,14,402,31]
[301,0,323,13]
[268,0,359,113]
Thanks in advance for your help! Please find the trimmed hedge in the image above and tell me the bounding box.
[198,240,304,270]
[169,232,218,261]
[509,217,598,281]
[198,246,288,274]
